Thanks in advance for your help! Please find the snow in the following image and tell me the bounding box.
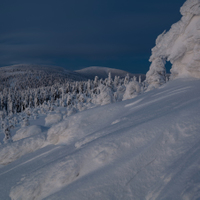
[146,0,200,89]
[0,77,200,199]
[1,1,200,199]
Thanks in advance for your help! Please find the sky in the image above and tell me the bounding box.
[0,0,185,74]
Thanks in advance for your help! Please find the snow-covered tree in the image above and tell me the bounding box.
[145,57,166,90]
[21,117,30,127]
[124,74,130,85]
[123,81,141,100]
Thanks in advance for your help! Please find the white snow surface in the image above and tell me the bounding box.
[146,0,200,87]
[0,78,200,199]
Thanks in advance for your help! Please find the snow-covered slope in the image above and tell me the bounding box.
[0,77,200,200]
[0,64,87,90]
[146,0,200,88]
[76,66,145,80]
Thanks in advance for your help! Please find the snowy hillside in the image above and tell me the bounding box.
[76,66,145,80]
[0,77,200,200]
[1,0,200,199]
[0,64,87,91]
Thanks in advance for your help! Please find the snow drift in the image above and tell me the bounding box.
[146,0,200,89]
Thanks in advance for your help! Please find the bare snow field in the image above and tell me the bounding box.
[0,77,200,200]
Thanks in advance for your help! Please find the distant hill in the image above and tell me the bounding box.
[0,64,146,91]
[0,64,87,91]
[76,66,145,81]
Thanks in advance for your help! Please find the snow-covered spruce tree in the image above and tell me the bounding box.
[114,76,120,88]
[145,57,166,90]
[28,92,34,108]
[21,117,30,127]
[124,74,130,85]
[106,72,113,88]
[7,92,13,116]
[50,86,56,104]
[123,80,141,100]
[0,110,5,121]
[78,82,84,94]
[94,76,99,88]
[60,86,66,107]
[66,93,73,107]
[86,79,92,97]
[94,84,114,105]
[139,75,142,84]
[3,120,12,144]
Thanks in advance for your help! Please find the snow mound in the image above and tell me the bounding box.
[10,156,81,200]
[146,0,200,89]
[0,134,47,165]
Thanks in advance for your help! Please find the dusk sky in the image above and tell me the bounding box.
[0,0,185,73]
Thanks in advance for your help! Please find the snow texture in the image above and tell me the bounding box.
[146,0,200,89]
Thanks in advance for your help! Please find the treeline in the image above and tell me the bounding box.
[0,73,144,119]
